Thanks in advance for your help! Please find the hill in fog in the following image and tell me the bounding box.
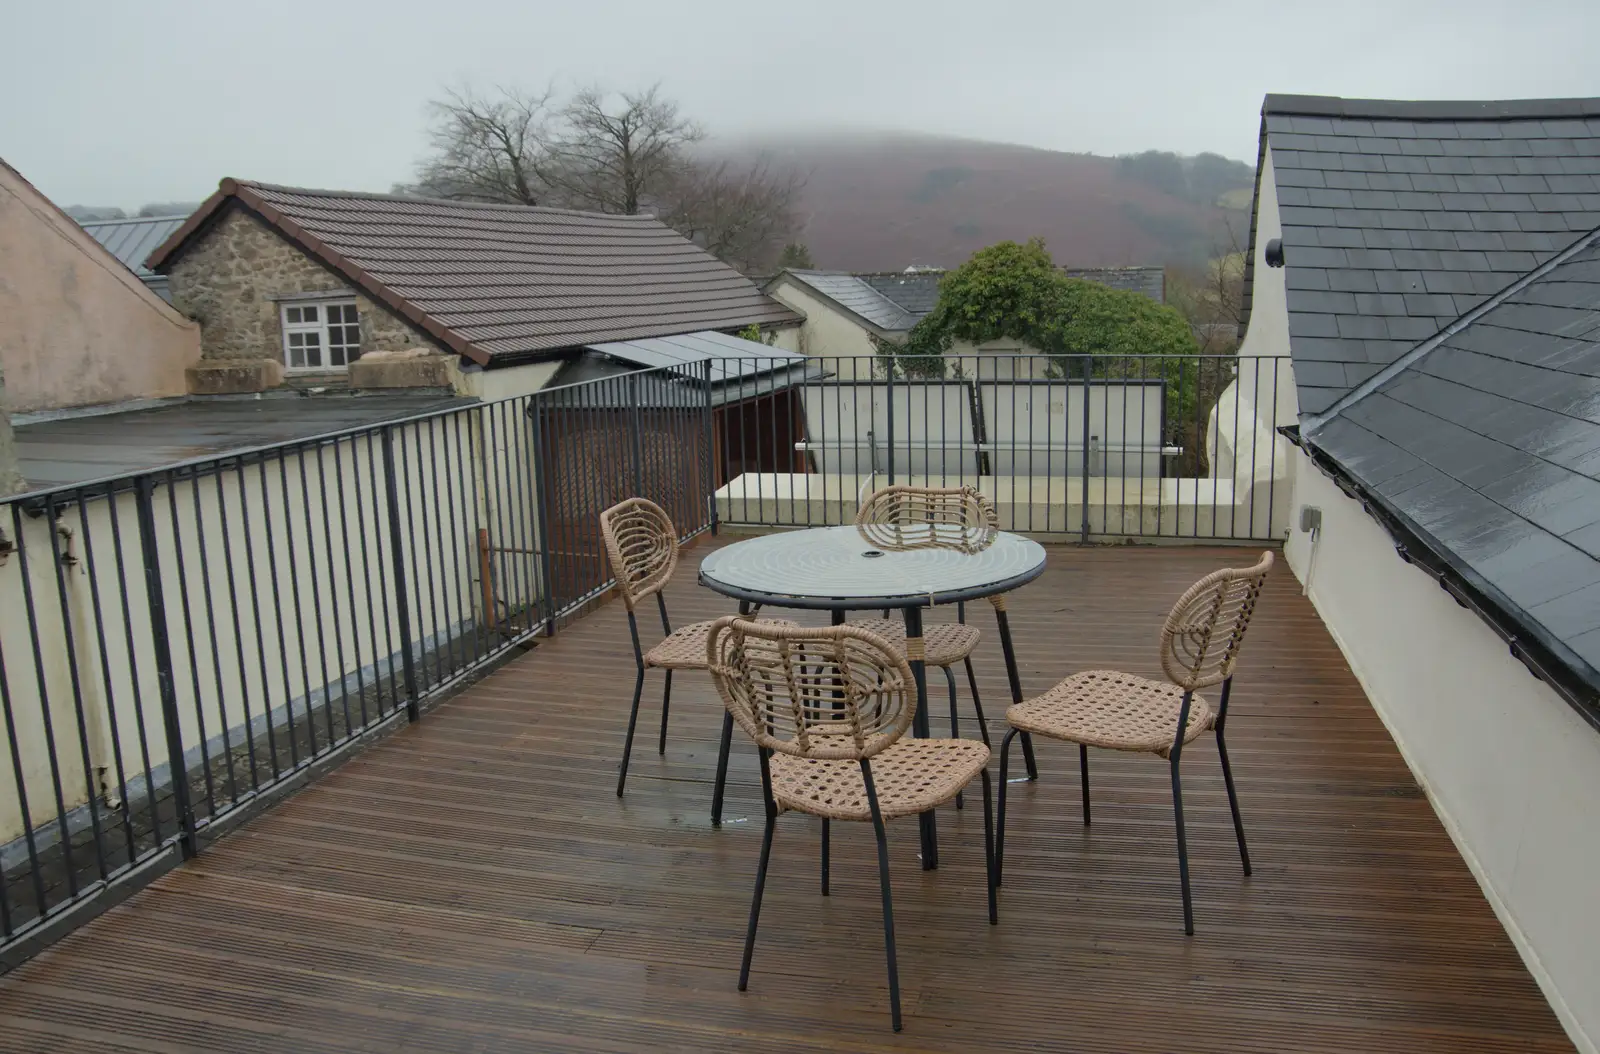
[717,131,1253,272]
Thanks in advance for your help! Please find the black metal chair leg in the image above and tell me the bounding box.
[1171,754,1195,935]
[1079,743,1091,826]
[1217,730,1252,875]
[980,768,997,924]
[944,665,964,810]
[738,807,777,991]
[657,670,673,755]
[617,662,646,797]
[963,657,990,748]
[996,728,1018,887]
[711,710,734,825]
[820,818,830,895]
[862,762,902,1032]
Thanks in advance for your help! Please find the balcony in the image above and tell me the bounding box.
[0,540,1570,1051]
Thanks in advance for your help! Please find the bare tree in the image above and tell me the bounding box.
[411,85,555,205]
[547,85,703,214]
[664,158,805,273]
[1167,221,1247,354]
[409,82,804,269]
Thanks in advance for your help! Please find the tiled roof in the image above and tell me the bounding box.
[781,271,919,331]
[1306,225,1600,697]
[148,180,801,365]
[1246,94,1600,415]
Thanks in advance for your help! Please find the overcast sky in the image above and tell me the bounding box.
[4,0,1599,209]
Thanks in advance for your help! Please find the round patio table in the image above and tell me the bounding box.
[699,524,1048,869]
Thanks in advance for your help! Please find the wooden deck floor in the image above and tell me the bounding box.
[0,542,1572,1053]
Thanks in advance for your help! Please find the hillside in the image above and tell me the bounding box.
[717,131,1253,272]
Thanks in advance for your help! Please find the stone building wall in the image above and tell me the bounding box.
[165,207,434,363]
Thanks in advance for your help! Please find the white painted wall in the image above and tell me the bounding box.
[1285,446,1600,1054]
[764,277,881,366]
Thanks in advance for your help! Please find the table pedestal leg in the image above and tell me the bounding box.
[902,605,939,870]
[712,600,753,825]
[991,596,1039,780]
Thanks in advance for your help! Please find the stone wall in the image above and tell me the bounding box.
[165,206,435,363]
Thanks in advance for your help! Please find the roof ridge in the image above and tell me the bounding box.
[79,214,191,227]
[1263,93,1600,121]
[1304,221,1600,434]
[238,180,660,222]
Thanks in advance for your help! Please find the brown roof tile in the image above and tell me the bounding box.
[147,180,801,364]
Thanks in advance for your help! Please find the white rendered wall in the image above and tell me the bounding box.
[1285,448,1600,1054]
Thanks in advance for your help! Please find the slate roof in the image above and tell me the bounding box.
[1064,266,1166,304]
[1245,94,1600,416]
[1304,223,1600,702]
[781,271,919,332]
[147,180,801,366]
[784,265,1166,334]
[860,272,943,318]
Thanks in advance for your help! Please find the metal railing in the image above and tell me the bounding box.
[0,350,1291,963]
[712,353,1294,542]
[0,362,713,963]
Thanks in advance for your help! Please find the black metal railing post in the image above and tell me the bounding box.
[1080,356,1093,544]
[703,358,718,535]
[528,397,558,636]
[629,372,645,497]
[380,426,421,721]
[885,359,896,486]
[133,473,198,859]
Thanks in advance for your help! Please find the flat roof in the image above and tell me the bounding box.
[15,392,471,492]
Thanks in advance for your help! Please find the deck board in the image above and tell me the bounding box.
[0,542,1573,1052]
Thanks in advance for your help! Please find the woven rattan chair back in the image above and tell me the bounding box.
[1159,551,1274,692]
[854,484,997,553]
[707,618,916,760]
[598,497,679,612]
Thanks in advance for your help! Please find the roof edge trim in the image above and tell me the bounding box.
[1283,425,1600,733]
[1263,94,1600,120]
[1303,222,1600,434]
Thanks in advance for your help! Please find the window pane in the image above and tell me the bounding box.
[344,324,361,346]
[288,341,304,368]
[286,306,302,324]
[340,304,357,322]
[329,345,346,367]
[303,305,318,322]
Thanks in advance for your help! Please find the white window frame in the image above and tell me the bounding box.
[280,299,362,371]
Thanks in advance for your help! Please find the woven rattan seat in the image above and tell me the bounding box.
[599,496,781,811]
[706,617,997,1031]
[1005,671,1212,757]
[848,618,981,667]
[644,618,795,670]
[996,551,1275,935]
[769,737,990,820]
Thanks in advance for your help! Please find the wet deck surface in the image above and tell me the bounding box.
[0,542,1572,1052]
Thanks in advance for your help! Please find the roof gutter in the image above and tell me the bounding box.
[1281,425,1600,733]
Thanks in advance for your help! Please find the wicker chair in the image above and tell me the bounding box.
[995,552,1274,934]
[598,497,791,803]
[706,617,996,1033]
[851,486,996,784]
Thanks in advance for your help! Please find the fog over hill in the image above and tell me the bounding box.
[712,131,1254,272]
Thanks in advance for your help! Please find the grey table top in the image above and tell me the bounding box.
[698,526,1048,610]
